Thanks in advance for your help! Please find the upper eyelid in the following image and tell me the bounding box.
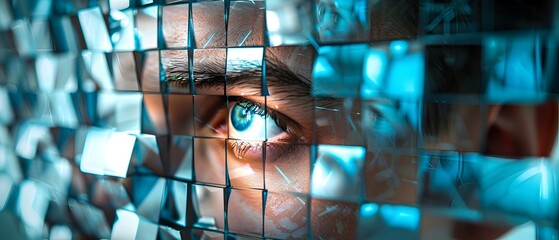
[164,69,308,136]
[228,96,304,135]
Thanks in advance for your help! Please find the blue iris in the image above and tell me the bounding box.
[231,103,253,131]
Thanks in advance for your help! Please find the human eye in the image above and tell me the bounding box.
[223,96,303,160]
[229,99,285,141]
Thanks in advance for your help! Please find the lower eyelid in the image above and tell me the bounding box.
[227,133,302,164]
[227,140,264,162]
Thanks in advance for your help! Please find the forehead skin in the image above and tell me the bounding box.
[189,1,264,48]
[162,1,315,79]
[145,2,317,137]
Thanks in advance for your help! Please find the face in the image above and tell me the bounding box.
[2,1,558,239]
[140,1,391,238]
[142,2,559,238]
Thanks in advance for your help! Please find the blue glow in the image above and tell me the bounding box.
[390,40,409,58]
[112,209,140,239]
[361,50,387,98]
[141,6,158,19]
[485,36,544,102]
[77,7,113,51]
[226,48,264,73]
[380,205,420,231]
[385,52,424,99]
[318,145,366,166]
[80,128,135,178]
[400,101,420,130]
[476,155,558,221]
[313,55,335,78]
[311,145,365,200]
[360,203,379,218]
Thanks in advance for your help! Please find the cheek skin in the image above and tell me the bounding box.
[227,141,265,189]
[265,146,310,194]
[197,128,360,238]
[227,145,312,237]
[193,136,227,229]
[197,131,313,236]
[311,199,358,239]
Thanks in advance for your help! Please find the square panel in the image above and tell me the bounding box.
[264,191,308,239]
[167,136,194,180]
[142,93,169,135]
[111,209,159,239]
[265,0,313,46]
[491,0,552,31]
[365,151,417,204]
[371,0,419,40]
[226,48,263,96]
[420,0,481,35]
[419,151,480,211]
[192,184,225,231]
[424,45,483,96]
[131,134,164,176]
[162,4,189,48]
[315,0,370,43]
[159,180,189,227]
[193,48,226,95]
[80,51,113,91]
[168,94,194,136]
[312,44,368,98]
[227,1,265,46]
[227,188,264,236]
[226,139,264,189]
[357,203,420,239]
[482,35,549,103]
[313,97,363,146]
[80,127,135,178]
[192,1,226,48]
[111,52,140,91]
[265,142,311,194]
[136,6,159,50]
[31,20,54,51]
[227,96,266,141]
[477,155,558,223]
[422,102,485,152]
[161,50,190,93]
[193,138,226,185]
[193,95,227,138]
[78,7,112,51]
[139,50,162,92]
[362,99,419,150]
[310,144,365,202]
[110,9,135,51]
[310,198,359,239]
[364,41,425,100]
[124,175,166,222]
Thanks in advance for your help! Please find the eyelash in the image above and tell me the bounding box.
[228,140,262,160]
[231,97,289,134]
[165,72,298,137]
[226,97,303,160]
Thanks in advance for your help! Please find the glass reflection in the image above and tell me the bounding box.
[0,0,558,239]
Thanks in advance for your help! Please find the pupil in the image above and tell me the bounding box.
[231,103,253,131]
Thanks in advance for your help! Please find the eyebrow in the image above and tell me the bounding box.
[164,52,312,98]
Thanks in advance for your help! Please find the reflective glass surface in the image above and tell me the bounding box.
[0,0,558,239]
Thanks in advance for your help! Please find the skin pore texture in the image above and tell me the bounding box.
[142,1,559,239]
[143,2,361,238]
